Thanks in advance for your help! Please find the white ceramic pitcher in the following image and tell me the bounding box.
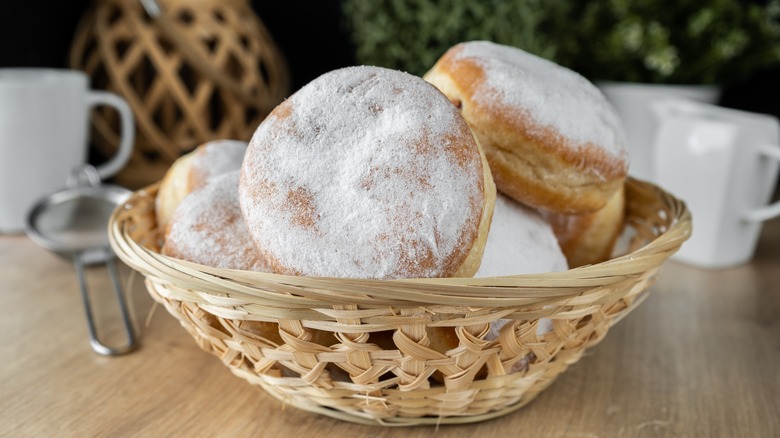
[652,98,780,268]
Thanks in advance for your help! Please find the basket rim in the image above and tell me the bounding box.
[108,177,691,308]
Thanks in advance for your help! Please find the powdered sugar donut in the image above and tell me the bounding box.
[469,194,568,370]
[156,139,247,231]
[163,171,270,272]
[475,193,568,278]
[478,195,568,343]
[424,41,628,214]
[239,66,495,279]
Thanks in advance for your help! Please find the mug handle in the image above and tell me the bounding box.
[742,143,780,223]
[85,91,135,181]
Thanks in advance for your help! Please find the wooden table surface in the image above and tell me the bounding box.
[1,219,778,437]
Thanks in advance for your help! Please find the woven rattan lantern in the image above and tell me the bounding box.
[70,0,290,188]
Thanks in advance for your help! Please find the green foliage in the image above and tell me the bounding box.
[563,0,780,84]
[340,0,574,76]
[341,0,780,84]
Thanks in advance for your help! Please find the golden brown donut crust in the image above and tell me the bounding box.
[541,183,626,267]
[155,152,196,232]
[424,42,628,214]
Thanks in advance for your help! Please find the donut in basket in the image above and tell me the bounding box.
[423,40,630,267]
[110,42,691,426]
[163,50,622,403]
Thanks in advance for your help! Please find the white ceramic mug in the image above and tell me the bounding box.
[0,68,134,233]
[652,98,780,268]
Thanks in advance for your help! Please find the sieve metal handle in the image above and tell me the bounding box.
[73,248,138,356]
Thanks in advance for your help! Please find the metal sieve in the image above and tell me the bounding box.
[26,165,137,355]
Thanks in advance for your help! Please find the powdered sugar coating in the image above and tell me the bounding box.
[476,193,568,278]
[164,171,270,271]
[190,139,248,187]
[239,66,486,279]
[477,194,566,342]
[155,139,248,232]
[454,41,627,161]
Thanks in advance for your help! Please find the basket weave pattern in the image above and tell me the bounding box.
[109,178,690,426]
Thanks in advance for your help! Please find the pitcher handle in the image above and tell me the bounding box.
[742,143,780,223]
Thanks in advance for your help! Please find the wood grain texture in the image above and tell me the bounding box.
[1,219,778,437]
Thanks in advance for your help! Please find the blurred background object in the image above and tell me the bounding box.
[342,0,572,77]
[69,0,290,188]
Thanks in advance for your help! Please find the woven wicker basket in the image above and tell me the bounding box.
[108,178,691,426]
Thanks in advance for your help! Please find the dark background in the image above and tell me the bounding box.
[0,1,777,123]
